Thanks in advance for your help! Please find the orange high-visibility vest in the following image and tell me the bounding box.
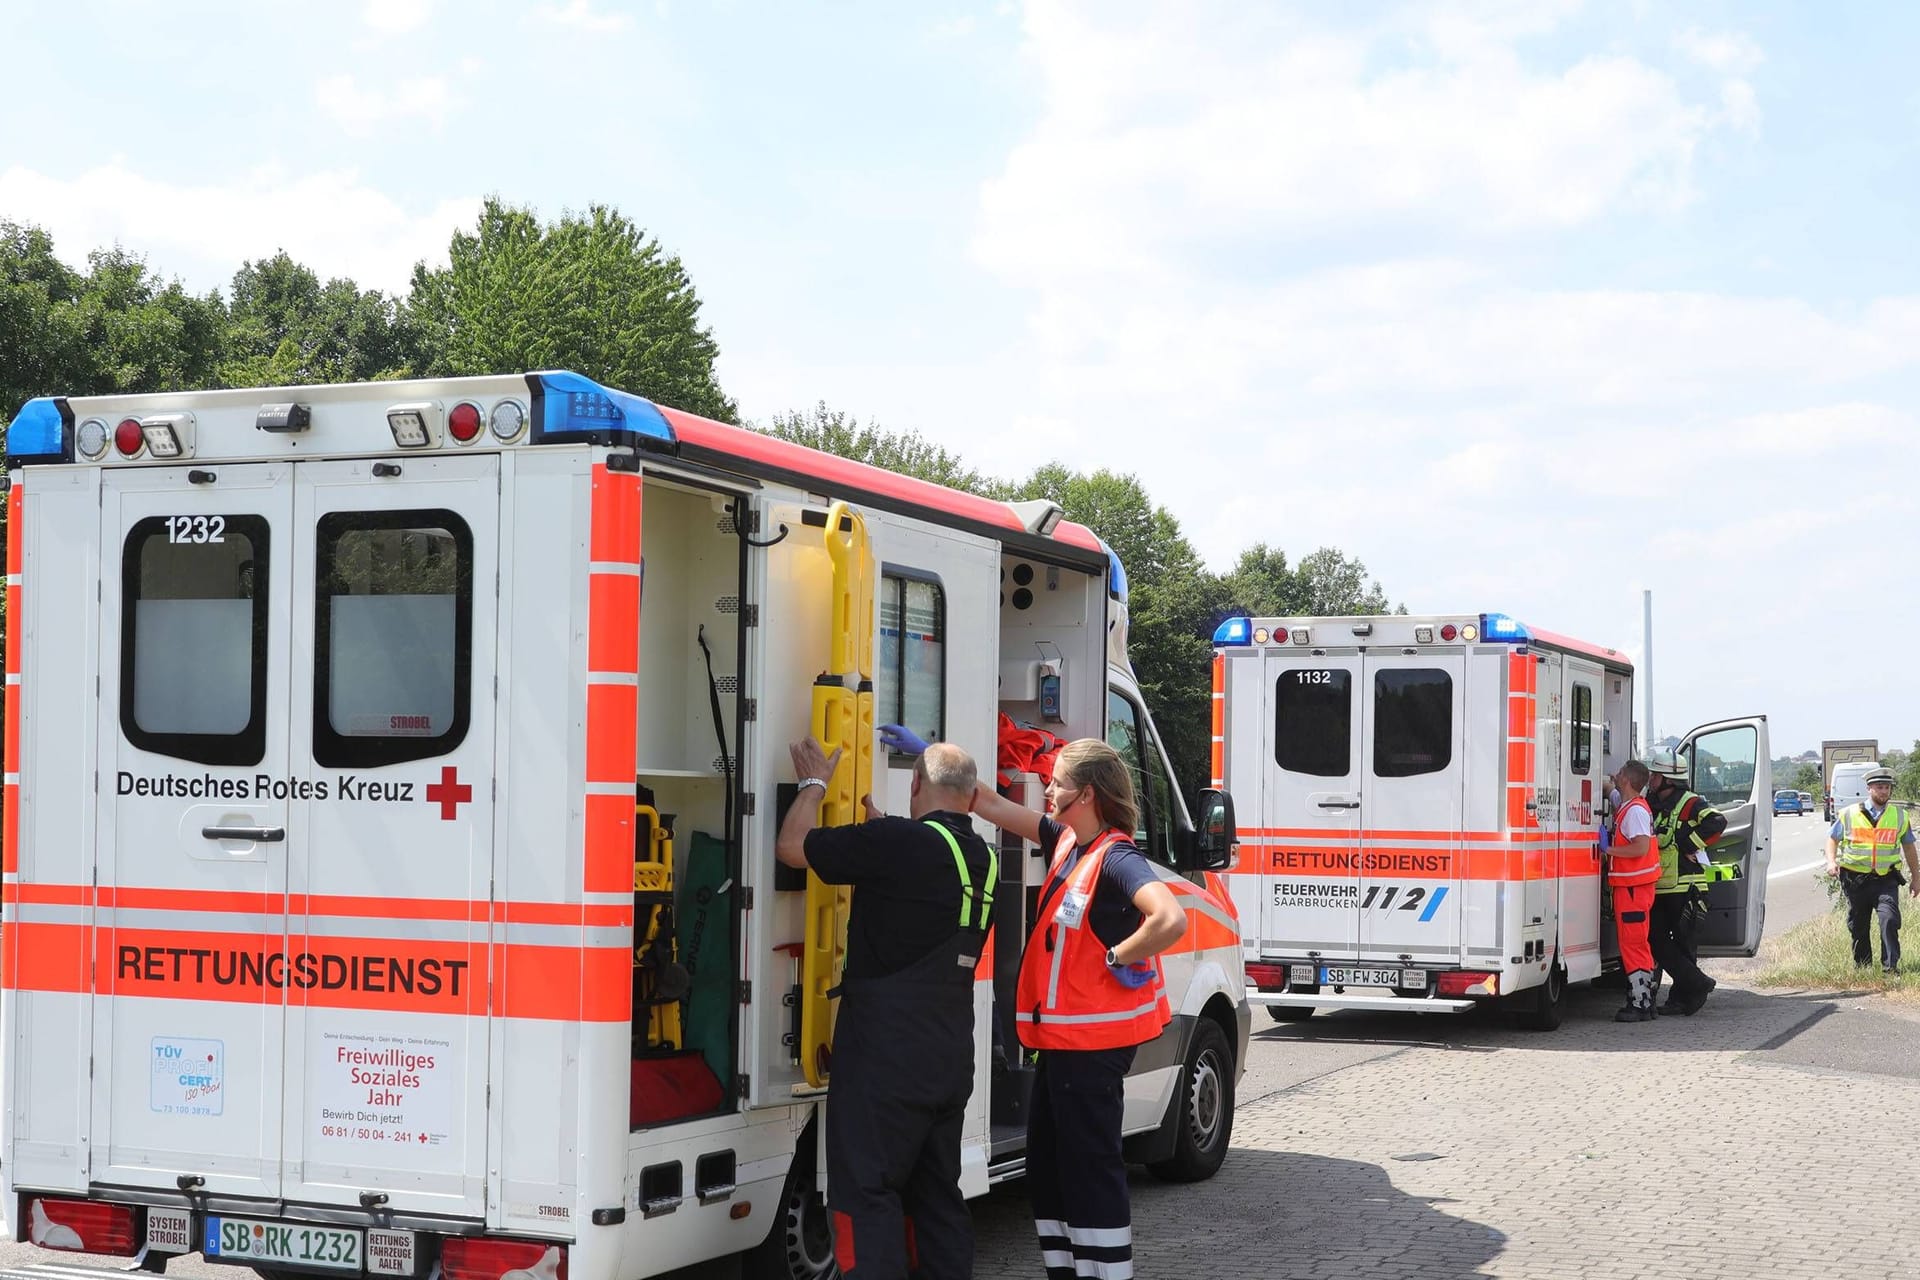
[1015,827,1172,1051]
[1608,796,1661,885]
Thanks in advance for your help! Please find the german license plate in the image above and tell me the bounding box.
[206,1218,363,1272]
[1321,966,1419,987]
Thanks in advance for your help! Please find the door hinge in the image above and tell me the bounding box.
[740,886,754,911]
[742,697,757,722]
[736,981,752,1005]
[742,604,759,628]
[740,792,756,817]
[733,1073,751,1101]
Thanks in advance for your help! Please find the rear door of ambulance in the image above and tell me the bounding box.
[93,455,499,1220]
[1258,647,1363,963]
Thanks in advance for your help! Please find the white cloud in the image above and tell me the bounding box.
[534,1,634,33]
[1676,27,1764,76]
[363,0,435,35]
[929,15,978,41]
[315,75,456,136]
[0,162,479,295]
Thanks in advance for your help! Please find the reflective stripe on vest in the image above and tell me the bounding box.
[1014,826,1173,1051]
[1837,805,1912,876]
[924,818,998,929]
[1655,789,1717,893]
[1608,796,1661,884]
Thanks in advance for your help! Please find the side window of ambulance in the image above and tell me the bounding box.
[314,510,473,769]
[876,569,944,749]
[1570,683,1593,775]
[121,514,271,766]
[1689,725,1758,809]
[1374,669,1453,778]
[1106,689,1175,865]
[1275,668,1351,777]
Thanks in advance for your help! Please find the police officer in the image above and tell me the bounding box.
[1645,750,1728,1016]
[775,735,996,1280]
[1825,766,1918,974]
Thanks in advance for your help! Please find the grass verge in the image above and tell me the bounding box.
[1755,881,1920,997]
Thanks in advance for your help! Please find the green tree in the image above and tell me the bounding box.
[1892,745,1919,805]
[408,199,735,421]
[760,402,1003,495]
[1218,542,1398,617]
[224,252,421,385]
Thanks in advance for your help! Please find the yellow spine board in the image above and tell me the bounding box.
[634,804,683,1050]
[800,502,874,1087]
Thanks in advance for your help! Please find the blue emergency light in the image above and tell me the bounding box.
[1096,537,1130,604]
[1480,612,1531,643]
[4,397,73,467]
[525,371,677,450]
[1213,616,1254,646]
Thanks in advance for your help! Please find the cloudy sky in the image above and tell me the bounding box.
[4,0,1915,757]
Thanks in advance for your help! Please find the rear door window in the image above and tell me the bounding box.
[1275,668,1352,777]
[1373,669,1453,778]
[121,514,271,766]
[313,510,473,768]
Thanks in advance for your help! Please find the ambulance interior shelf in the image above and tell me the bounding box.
[629,786,728,1129]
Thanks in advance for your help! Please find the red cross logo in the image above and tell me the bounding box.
[426,766,473,821]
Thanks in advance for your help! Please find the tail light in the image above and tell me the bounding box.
[448,401,484,444]
[28,1198,139,1256]
[1436,970,1499,998]
[114,418,146,457]
[442,1237,568,1280]
[1245,962,1289,990]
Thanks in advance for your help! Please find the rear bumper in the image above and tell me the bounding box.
[1246,990,1478,1014]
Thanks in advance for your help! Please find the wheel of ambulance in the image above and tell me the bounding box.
[1147,1018,1235,1183]
[1266,1004,1314,1023]
[1513,963,1568,1032]
[743,1141,837,1280]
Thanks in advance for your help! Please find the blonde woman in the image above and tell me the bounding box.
[972,739,1186,1280]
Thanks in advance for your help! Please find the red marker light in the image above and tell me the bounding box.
[1440,624,1458,641]
[113,419,145,457]
[448,402,483,443]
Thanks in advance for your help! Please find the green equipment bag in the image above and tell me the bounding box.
[676,831,734,1088]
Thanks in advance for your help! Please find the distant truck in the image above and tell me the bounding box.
[1822,739,1879,820]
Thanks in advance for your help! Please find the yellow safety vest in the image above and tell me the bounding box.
[1654,789,1719,894]
[1836,805,1912,876]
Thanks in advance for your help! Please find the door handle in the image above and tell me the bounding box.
[202,825,286,843]
[1317,800,1360,810]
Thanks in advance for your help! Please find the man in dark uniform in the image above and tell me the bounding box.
[1645,751,1728,1016]
[776,735,996,1280]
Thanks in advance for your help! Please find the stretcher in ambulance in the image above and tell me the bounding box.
[1210,613,1770,1030]
[0,372,1248,1280]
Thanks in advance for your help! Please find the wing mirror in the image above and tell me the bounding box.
[1191,788,1238,872]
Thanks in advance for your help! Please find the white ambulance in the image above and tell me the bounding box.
[0,373,1249,1280]
[1209,612,1770,1030]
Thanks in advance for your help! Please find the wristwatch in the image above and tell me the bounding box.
[1105,946,1120,967]
[797,777,828,795]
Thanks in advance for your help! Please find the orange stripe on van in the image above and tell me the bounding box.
[2,783,16,878]
[9,922,91,994]
[1508,651,1536,695]
[1209,655,1225,790]
[28,883,632,929]
[588,574,640,672]
[584,791,637,895]
[5,483,21,577]
[589,464,642,564]
[491,939,631,1022]
[586,683,639,784]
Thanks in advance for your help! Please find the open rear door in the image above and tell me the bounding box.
[1680,716,1771,957]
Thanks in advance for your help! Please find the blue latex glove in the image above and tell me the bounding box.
[1109,961,1156,989]
[878,723,930,756]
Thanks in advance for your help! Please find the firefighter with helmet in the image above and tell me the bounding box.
[1645,749,1729,1015]
[1825,766,1918,974]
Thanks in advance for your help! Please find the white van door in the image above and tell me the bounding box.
[1678,716,1772,957]
[279,456,499,1218]
[1258,652,1363,963]
[1357,653,1466,966]
[92,463,295,1198]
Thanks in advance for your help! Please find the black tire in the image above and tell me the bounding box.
[1513,964,1567,1032]
[1147,1019,1235,1183]
[1265,1004,1315,1023]
[742,1141,838,1280]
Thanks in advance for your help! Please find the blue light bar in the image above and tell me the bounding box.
[1097,537,1129,604]
[1480,612,1531,644]
[524,370,676,450]
[4,397,73,467]
[1213,615,1253,647]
